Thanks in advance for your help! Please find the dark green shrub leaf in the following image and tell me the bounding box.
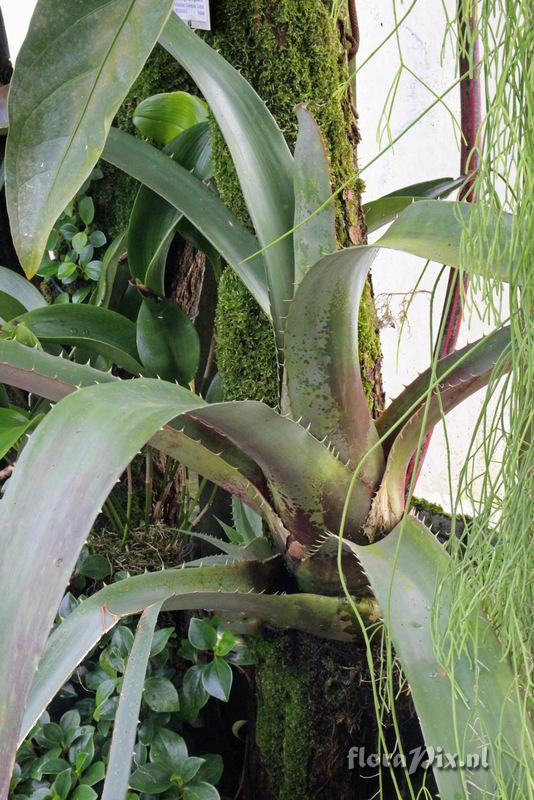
[83,261,103,282]
[195,754,223,786]
[76,554,111,581]
[188,618,216,652]
[79,197,95,226]
[150,728,188,771]
[213,629,235,658]
[200,658,232,702]
[183,782,220,800]
[72,232,88,254]
[94,678,117,720]
[79,761,105,787]
[149,627,174,658]
[71,786,98,800]
[51,768,72,800]
[0,407,35,460]
[129,762,173,794]
[111,625,135,657]
[143,677,180,713]
[57,262,77,282]
[89,230,107,248]
[178,756,205,783]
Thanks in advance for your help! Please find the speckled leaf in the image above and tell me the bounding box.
[348,516,530,799]
[364,176,463,233]
[104,128,270,317]
[0,340,272,518]
[285,247,384,484]
[5,0,175,277]
[128,123,212,295]
[6,304,143,374]
[188,402,372,549]
[160,14,295,354]
[293,105,336,287]
[370,327,512,531]
[101,603,162,800]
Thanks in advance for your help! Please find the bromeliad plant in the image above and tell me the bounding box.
[0,3,530,799]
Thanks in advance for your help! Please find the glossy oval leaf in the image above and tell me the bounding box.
[364,176,463,233]
[136,296,200,384]
[128,122,212,295]
[5,0,175,277]
[0,266,46,319]
[6,304,142,374]
[132,91,208,145]
[293,105,336,287]
[347,516,531,799]
[160,14,295,353]
[104,128,270,317]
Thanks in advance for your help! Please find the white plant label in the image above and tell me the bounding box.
[173,0,211,30]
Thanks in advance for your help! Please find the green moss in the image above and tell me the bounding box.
[210,0,380,406]
[251,632,369,800]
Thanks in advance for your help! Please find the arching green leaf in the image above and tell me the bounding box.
[347,516,531,799]
[160,14,295,354]
[293,105,336,287]
[0,266,46,319]
[0,406,35,459]
[132,91,208,145]
[5,0,175,277]
[104,129,269,317]
[364,176,463,233]
[22,561,373,743]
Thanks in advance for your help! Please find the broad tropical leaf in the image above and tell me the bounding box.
[0,266,46,319]
[0,378,213,787]
[369,327,512,532]
[293,105,336,288]
[347,516,531,799]
[103,129,270,317]
[132,91,208,145]
[4,304,143,374]
[160,14,295,353]
[128,122,212,294]
[189,402,372,549]
[285,247,384,482]
[376,200,515,280]
[101,603,163,800]
[136,295,200,384]
[364,176,463,233]
[5,0,175,277]
[21,560,377,742]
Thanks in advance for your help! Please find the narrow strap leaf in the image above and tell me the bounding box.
[102,602,163,800]
[364,176,463,233]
